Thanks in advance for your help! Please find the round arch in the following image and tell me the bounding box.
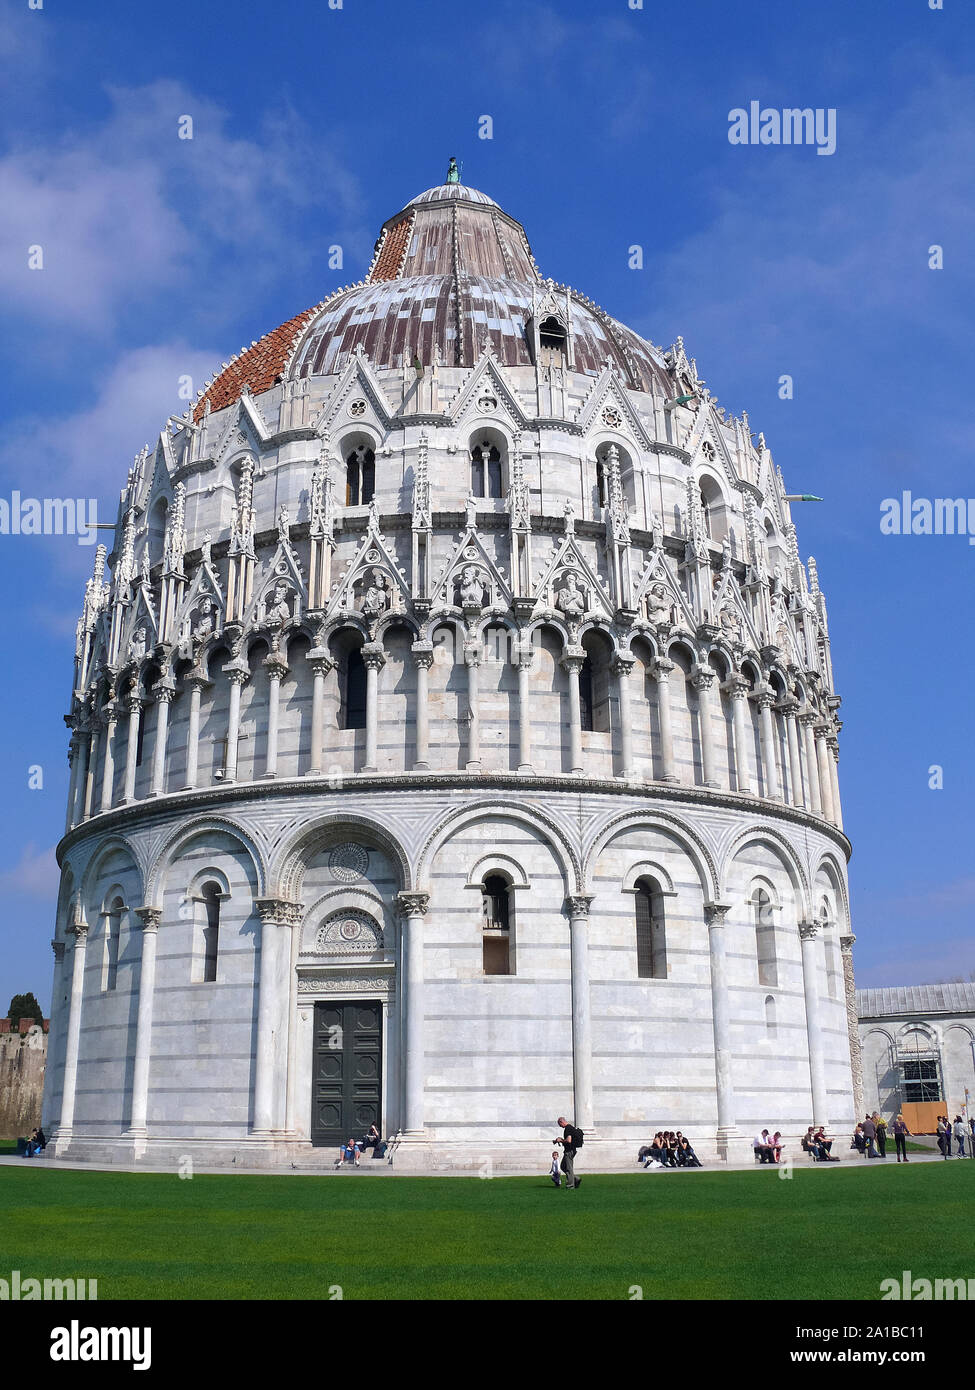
[146,816,267,905]
[274,811,412,902]
[584,809,719,901]
[720,825,811,922]
[416,800,579,894]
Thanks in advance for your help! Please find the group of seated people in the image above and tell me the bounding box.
[19,1127,46,1157]
[801,1126,840,1161]
[637,1131,702,1168]
[336,1124,386,1166]
[753,1129,785,1163]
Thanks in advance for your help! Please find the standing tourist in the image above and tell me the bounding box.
[892,1113,911,1163]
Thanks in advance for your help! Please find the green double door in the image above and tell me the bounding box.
[311,1001,383,1147]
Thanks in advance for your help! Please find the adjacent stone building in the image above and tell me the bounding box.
[44,174,857,1168]
[858,983,975,1134]
[0,1018,49,1139]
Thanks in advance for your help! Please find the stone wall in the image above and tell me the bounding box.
[0,1021,48,1138]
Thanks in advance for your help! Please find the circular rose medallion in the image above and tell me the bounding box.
[329,843,369,882]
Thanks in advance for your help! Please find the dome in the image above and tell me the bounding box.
[193,178,670,421]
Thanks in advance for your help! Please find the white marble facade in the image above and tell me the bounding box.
[44,179,858,1167]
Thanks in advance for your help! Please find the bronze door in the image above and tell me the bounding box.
[312,1000,382,1147]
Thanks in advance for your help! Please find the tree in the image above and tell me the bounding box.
[7,993,43,1026]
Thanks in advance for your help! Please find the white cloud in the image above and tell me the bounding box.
[0,79,366,333]
[0,844,59,902]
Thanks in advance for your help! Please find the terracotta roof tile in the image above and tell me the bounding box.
[192,307,320,423]
[368,213,413,283]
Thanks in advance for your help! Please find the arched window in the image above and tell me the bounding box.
[596,455,609,510]
[104,897,122,991]
[537,316,567,368]
[821,900,838,998]
[345,446,375,506]
[700,488,712,538]
[343,647,367,730]
[201,881,221,983]
[482,874,513,975]
[765,994,777,1039]
[635,878,667,980]
[579,657,595,732]
[754,888,777,987]
[470,440,503,499]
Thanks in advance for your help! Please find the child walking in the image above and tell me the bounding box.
[550,1150,562,1187]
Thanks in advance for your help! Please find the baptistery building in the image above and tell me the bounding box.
[44,173,860,1167]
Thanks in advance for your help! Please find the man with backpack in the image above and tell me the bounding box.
[555,1116,584,1189]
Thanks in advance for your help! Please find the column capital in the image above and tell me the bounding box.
[397,891,430,918]
[184,672,211,693]
[67,922,89,943]
[839,933,856,954]
[798,709,819,728]
[704,902,732,926]
[565,893,595,919]
[798,920,820,941]
[652,657,675,679]
[611,655,635,679]
[723,674,750,698]
[124,690,143,715]
[263,652,290,679]
[256,898,304,927]
[560,646,586,674]
[690,666,716,691]
[224,661,250,685]
[463,643,482,668]
[361,643,386,671]
[776,695,800,715]
[410,643,435,670]
[752,687,776,711]
[135,906,162,933]
[51,939,66,963]
[151,680,177,704]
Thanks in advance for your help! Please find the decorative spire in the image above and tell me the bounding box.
[163,482,186,575]
[508,430,530,531]
[117,507,136,588]
[413,431,431,526]
[230,457,255,556]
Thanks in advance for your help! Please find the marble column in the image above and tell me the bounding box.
[122,690,142,803]
[223,664,249,783]
[58,921,89,1136]
[691,668,719,788]
[148,682,175,797]
[828,738,844,832]
[99,700,119,812]
[754,690,780,801]
[516,641,534,774]
[561,647,586,775]
[128,907,161,1134]
[182,676,209,791]
[780,698,805,808]
[799,921,829,1125]
[816,726,836,824]
[305,649,332,777]
[706,903,737,1140]
[612,655,636,780]
[397,892,430,1135]
[263,653,289,778]
[409,644,433,771]
[799,713,822,815]
[45,940,66,1131]
[65,734,84,833]
[840,934,864,1118]
[725,676,752,794]
[361,643,385,774]
[82,721,101,820]
[253,898,303,1134]
[566,895,595,1131]
[652,658,679,782]
[464,640,481,772]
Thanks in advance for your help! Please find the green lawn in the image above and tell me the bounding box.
[0,1162,970,1300]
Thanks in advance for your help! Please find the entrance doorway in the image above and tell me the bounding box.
[311,1000,383,1147]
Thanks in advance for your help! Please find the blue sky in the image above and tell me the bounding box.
[1,0,972,1011]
